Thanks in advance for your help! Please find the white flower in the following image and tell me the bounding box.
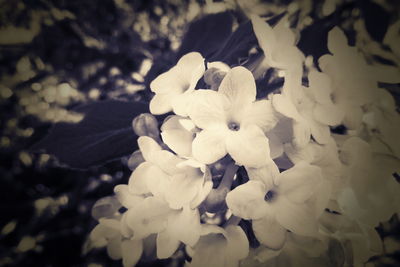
[149,52,205,115]
[188,224,249,267]
[89,218,143,267]
[338,137,400,227]
[124,198,202,259]
[251,14,304,72]
[226,161,323,249]
[160,115,197,158]
[188,66,278,167]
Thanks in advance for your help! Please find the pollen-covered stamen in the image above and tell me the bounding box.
[228,122,240,131]
[264,190,277,202]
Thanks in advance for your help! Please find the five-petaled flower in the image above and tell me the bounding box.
[187,66,278,167]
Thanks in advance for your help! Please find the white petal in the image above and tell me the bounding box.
[107,237,122,260]
[308,70,332,104]
[275,197,318,236]
[313,103,344,126]
[150,68,187,95]
[190,234,227,267]
[128,162,153,195]
[309,120,331,145]
[165,171,203,209]
[149,93,174,115]
[266,131,284,159]
[190,169,213,208]
[226,125,270,168]
[156,230,180,259]
[150,52,204,95]
[225,180,269,220]
[242,100,278,132]
[121,239,143,267]
[114,184,144,208]
[251,15,277,64]
[128,162,170,198]
[276,161,322,203]
[225,225,249,260]
[167,207,201,247]
[125,197,170,239]
[274,17,295,46]
[246,161,279,188]
[171,91,195,117]
[342,105,363,130]
[218,66,256,106]
[292,119,311,148]
[327,27,348,55]
[152,150,184,175]
[137,136,161,162]
[255,247,282,262]
[175,52,205,90]
[253,216,287,249]
[161,116,194,157]
[188,89,228,129]
[272,94,301,121]
[192,128,228,164]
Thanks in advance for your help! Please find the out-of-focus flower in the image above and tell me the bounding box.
[363,89,400,159]
[284,137,342,196]
[318,27,400,130]
[188,224,249,267]
[123,197,202,259]
[149,52,205,115]
[338,137,400,227]
[305,70,344,127]
[242,232,332,267]
[226,161,323,249]
[188,66,278,167]
[271,73,330,148]
[89,218,143,267]
[251,14,304,73]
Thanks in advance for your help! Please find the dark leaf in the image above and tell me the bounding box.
[32,100,149,169]
[359,0,390,42]
[177,11,234,60]
[297,2,355,62]
[210,20,258,66]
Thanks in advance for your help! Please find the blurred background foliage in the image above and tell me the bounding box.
[0,0,399,266]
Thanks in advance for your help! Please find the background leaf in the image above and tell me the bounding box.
[359,0,390,42]
[210,20,258,66]
[177,11,234,60]
[32,100,148,169]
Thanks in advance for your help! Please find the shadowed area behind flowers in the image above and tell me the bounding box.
[0,0,399,266]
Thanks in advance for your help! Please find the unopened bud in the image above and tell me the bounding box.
[91,196,121,220]
[132,113,159,139]
[204,62,230,90]
[127,150,144,171]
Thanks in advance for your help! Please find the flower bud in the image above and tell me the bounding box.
[204,61,230,90]
[91,196,121,220]
[127,149,144,171]
[132,113,159,139]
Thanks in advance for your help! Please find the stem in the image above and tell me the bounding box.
[223,215,241,228]
[203,163,238,212]
[218,163,239,190]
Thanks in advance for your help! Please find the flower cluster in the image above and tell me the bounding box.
[87,15,400,267]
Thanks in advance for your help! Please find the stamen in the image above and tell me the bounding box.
[264,190,276,202]
[228,122,240,131]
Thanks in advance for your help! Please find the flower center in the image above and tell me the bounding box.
[264,190,276,202]
[228,122,240,131]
